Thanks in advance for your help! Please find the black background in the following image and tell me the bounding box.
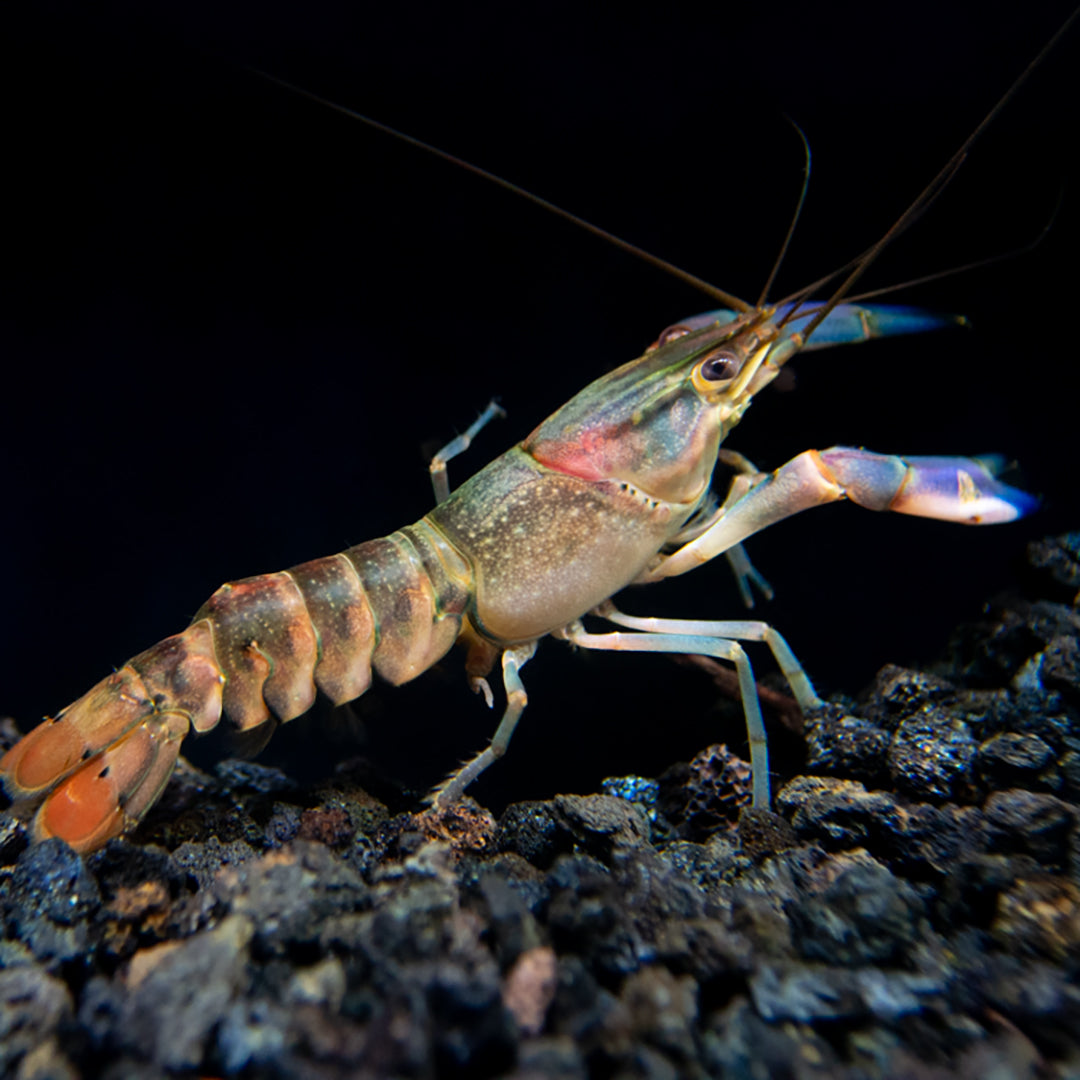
[2,2,1077,807]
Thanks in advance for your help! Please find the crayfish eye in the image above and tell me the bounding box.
[698,351,739,382]
[656,324,691,347]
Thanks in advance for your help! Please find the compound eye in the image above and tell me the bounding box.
[691,349,741,394]
[657,324,691,346]
[646,324,692,352]
[698,351,739,382]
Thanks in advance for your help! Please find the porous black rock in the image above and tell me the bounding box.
[1028,532,1080,594]
[786,854,925,966]
[117,914,253,1071]
[776,776,906,851]
[804,709,891,784]
[0,964,74,1075]
[497,800,571,868]
[983,789,1076,870]
[656,743,753,840]
[749,962,944,1023]
[977,731,1058,791]
[862,665,956,731]
[1,839,101,963]
[886,707,978,802]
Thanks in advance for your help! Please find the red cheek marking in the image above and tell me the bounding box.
[530,428,618,480]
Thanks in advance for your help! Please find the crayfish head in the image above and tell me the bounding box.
[524,310,787,507]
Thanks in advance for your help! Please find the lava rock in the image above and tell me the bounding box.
[297,804,356,846]
[0,965,73,1075]
[88,840,181,900]
[656,744,753,839]
[618,965,698,1061]
[1028,532,1080,595]
[475,870,545,967]
[216,998,294,1073]
[214,841,370,953]
[262,800,303,847]
[948,600,1080,688]
[170,835,259,892]
[546,954,633,1065]
[460,851,547,913]
[657,836,742,895]
[977,731,1058,791]
[992,876,1080,962]
[1,839,101,962]
[214,758,299,795]
[703,996,841,1078]
[601,775,659,814]
[952,947,1080,1026]
[502,945,558,1036]
[787,854,924,965]
[653,917,752,985]
[514,1034,587,1079]
[749,962,944,1023]
[983,789,1076,869]
[115,914,254,1070]
[324,859,463,969]
[937,853,1035,929]
[884,803,987,877]
[545,855,646,980]
[1043,634,1080,705]
[724,850,824,960]
[552,794,651,860]
[4,527,1080,1078]
[9,1036,80,1080]
[738,807,798,861]
[312,779,390,835]
[421,957,517,1077]
[961,687,1074,750]
[140,761,267,852]
[776,776,906,850]
[804,710,892,784]
[496,801,571,868]
[862,665,956,731]
[0,811,27,866]
[887,707,977,801]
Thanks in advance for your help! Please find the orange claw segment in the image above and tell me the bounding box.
[31,712,189,854]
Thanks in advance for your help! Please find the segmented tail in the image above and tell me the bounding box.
[1,523,471,852]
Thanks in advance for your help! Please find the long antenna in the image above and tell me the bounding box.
[253,7,1076,334]
[845,193,1061,303]
[756,120,812,307]
[251,69,753,313]
[792,7,1080,345]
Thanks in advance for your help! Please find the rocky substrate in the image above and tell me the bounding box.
[2,532,1080,1079]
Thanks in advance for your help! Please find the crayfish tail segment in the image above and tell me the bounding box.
[30,711,189,853]
[0,623,221,801]
[0,622,224,852]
